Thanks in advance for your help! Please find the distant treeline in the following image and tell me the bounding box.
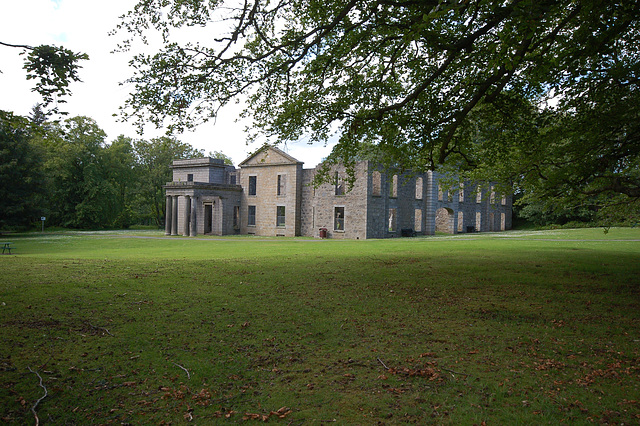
[0,109,229,230]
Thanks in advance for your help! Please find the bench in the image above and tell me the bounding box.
[1,242,13,254]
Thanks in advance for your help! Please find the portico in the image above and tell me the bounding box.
[164,158,242,237]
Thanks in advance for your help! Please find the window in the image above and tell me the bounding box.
[389,175,397,198]
[459,183,464,202]
[388,208,397,232]
[276,206,286,227]
[334,207,345,231]
[415,177,423,200]
[490,186,496,204]
[277,174,287,196]
[372,171,381,196]
[187,174,193,182]
[233,206,240,229]
[334,172,344,196]
[248,206,256,226]
[438,184,443,201]
[476,186,482,203]
[414,208,422,232]
[248,176,257,196]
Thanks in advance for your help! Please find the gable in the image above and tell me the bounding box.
[239,145,302,167]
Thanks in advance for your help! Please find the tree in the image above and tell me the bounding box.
[0,42,89,113]
[116,0,640,213]
[104,136,139,228]
[133,137,204,227]
[39,116,118,228]
[208,150,234,166]
[0,111,44,229]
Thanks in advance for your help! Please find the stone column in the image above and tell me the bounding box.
[171,195,178,236]
[184,195,191,236]
[424,171,436,235]
[451,211,458,235]
[165,195,172,235]
[190,197,197,237]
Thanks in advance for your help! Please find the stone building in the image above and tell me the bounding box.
[164,146,512,239]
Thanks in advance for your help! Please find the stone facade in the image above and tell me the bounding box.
[164,146,512,239]
[164,158,242,237]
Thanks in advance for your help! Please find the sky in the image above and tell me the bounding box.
[0,0,334,166]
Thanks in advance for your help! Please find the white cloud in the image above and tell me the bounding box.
[0,0,333,166]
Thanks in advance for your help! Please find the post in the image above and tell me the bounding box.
[190,197,197,237]
[171,196,179,236]
[41,216,46,233]
[184,195,191,236]
[165,196,172,235]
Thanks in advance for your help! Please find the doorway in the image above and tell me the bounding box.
[204,203,213,234]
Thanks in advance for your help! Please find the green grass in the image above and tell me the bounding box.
[1,229,639,424]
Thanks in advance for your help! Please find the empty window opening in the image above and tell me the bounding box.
[476,186,482,203]
[501,212,506,231]
[414,208,422,232]
[457,211,464,232]
[277,174,287,196]
[334,207,345,231]
[438,184,443,201]
[248,205,256,226]
[334,171,344,196]
[459,183,464,202]
[248,175,257,196]
[415,177,423,200]
[276,206,286,227]
[389,175,398,198]
[388,208,397,232]
[490,186,496,204]
[476,211,482,231]
[187,174,193,182]
[372,171,382,196]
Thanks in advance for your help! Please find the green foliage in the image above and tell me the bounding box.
[0,111,218,231]
[133,136,204,226]
[35,116,115,228]
[207,150,234,165]
[22,45,89,112]
[1,41,88,113]
[0,111,45,229]
[1,229,639,423]
[115,0,640,213]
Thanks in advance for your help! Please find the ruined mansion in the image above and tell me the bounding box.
[163,145,512,239]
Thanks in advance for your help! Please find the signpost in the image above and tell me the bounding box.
[41,217,46,232]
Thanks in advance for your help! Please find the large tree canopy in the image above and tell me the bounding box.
[116,0,640,213]
[0,42,89,112]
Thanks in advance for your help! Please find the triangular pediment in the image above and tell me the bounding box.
[239,145,302,167]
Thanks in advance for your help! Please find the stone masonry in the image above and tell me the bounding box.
[164,146,512,239]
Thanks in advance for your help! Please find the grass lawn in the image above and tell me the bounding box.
[1,228,639,424]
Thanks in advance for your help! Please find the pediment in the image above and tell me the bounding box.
[239,145,302,167]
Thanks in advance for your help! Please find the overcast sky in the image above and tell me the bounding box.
[0,0,333,166]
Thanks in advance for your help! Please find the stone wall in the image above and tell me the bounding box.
[165,149,513,239]
[238,150,303,237]
[299,162,370,239]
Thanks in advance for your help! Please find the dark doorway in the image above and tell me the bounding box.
[204,204,213,234]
